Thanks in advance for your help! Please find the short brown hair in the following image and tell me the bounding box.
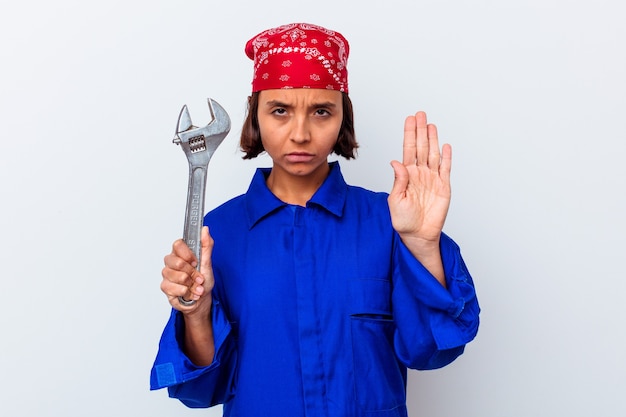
[239,92,358,160]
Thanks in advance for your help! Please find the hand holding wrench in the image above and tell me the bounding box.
[173,98,230,306]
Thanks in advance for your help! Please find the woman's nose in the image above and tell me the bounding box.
[290,116,311,143]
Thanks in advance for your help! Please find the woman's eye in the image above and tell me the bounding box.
[272,108,287,115]
[315,109,330,116]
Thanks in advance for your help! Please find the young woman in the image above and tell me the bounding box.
[151,23,479,417]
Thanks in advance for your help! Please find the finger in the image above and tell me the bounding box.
[440,143,452,183]
[163,251,199,282]
[183,264,205,301]
[163,239,205,302]
[171,238,199,268]
[178,272,205,303]
[389,160,409,199]
[161,260,204,294]
[402,116,417,166]
[160,275,199,300]
[415,111,429,166]
[427,123,441,169]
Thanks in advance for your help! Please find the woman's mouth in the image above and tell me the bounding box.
[285,152,315,163]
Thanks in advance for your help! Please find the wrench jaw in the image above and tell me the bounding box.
[173,98,231,168]
[202,98,231,156]
[176,105,193,134]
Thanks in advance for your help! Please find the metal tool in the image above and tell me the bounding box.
[173,98,230,306]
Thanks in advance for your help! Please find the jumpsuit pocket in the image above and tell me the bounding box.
[349,278,405,413]
[350,316,406,412]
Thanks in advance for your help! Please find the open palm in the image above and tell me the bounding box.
[388,111,451,244]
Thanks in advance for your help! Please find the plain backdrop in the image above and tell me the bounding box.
[1,0,625,416]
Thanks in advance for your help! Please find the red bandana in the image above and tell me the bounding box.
[245,23,350,94]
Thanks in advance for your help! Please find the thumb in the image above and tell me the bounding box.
[186,226,214,301]
[199,226,214,278]
[389,160,409,199]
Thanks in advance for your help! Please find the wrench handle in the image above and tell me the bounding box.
[183,164,208,271]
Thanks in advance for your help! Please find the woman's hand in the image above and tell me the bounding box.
[161,226,215,318]
[388,111,451,285]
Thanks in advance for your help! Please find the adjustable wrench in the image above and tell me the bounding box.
[173,98,230,305]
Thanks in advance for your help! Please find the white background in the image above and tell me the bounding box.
[1,0,625,416]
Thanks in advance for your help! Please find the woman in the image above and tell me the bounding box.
[151,23,479,417]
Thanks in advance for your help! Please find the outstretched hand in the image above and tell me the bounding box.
[389,111,451,242]
[388,112,451,285]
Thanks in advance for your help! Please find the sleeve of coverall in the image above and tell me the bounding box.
[391,232,480,370]
[150,297,236,408]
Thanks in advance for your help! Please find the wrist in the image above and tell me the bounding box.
[399,233,446,287]
[182,296,213,326]
[399,232,440,253]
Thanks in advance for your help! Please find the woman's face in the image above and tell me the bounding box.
[257,88,343,181]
